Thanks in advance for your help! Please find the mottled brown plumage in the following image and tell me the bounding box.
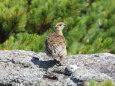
[45,22,67,65]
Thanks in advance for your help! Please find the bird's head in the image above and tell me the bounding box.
[54,22,67,32]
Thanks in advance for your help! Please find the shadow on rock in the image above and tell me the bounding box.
[70,77,84,86]
[31,57,58,70]
[0,83,12,86]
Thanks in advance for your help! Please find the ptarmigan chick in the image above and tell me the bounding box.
[45,22,67,65]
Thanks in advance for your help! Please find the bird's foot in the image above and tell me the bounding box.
[56,62,63,66]
[56,61,64,66]
[53,59,63,66]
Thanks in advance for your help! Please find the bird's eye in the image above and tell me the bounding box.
[59,24,62,26]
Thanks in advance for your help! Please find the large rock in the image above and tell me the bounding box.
[0,50,114,86]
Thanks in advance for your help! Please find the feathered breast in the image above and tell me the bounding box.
[45,33,67,57]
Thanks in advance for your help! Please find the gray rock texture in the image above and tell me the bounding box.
[0,50,115,86]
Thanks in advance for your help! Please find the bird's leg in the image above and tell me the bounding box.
[59,56,64,66]
[54,57,63,66]
[53,56,64,66]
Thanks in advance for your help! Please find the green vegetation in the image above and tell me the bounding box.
[84,80,115,86]
[0,0,115,55]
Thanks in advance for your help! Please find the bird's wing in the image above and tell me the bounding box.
[45,33,67,57]
[45,39,52,55]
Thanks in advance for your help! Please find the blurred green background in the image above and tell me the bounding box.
[0,0,115,55]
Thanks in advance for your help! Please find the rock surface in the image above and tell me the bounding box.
[0,50,115,86]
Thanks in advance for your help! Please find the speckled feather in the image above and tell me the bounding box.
[45,32,67,58]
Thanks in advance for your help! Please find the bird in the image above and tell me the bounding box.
[45,22,67,65]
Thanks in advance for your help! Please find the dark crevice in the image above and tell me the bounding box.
[0,84,12,86]
[43,72,58,80]
[70,77,84,86]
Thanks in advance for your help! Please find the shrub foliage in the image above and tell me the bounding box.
[0,0,115,54]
